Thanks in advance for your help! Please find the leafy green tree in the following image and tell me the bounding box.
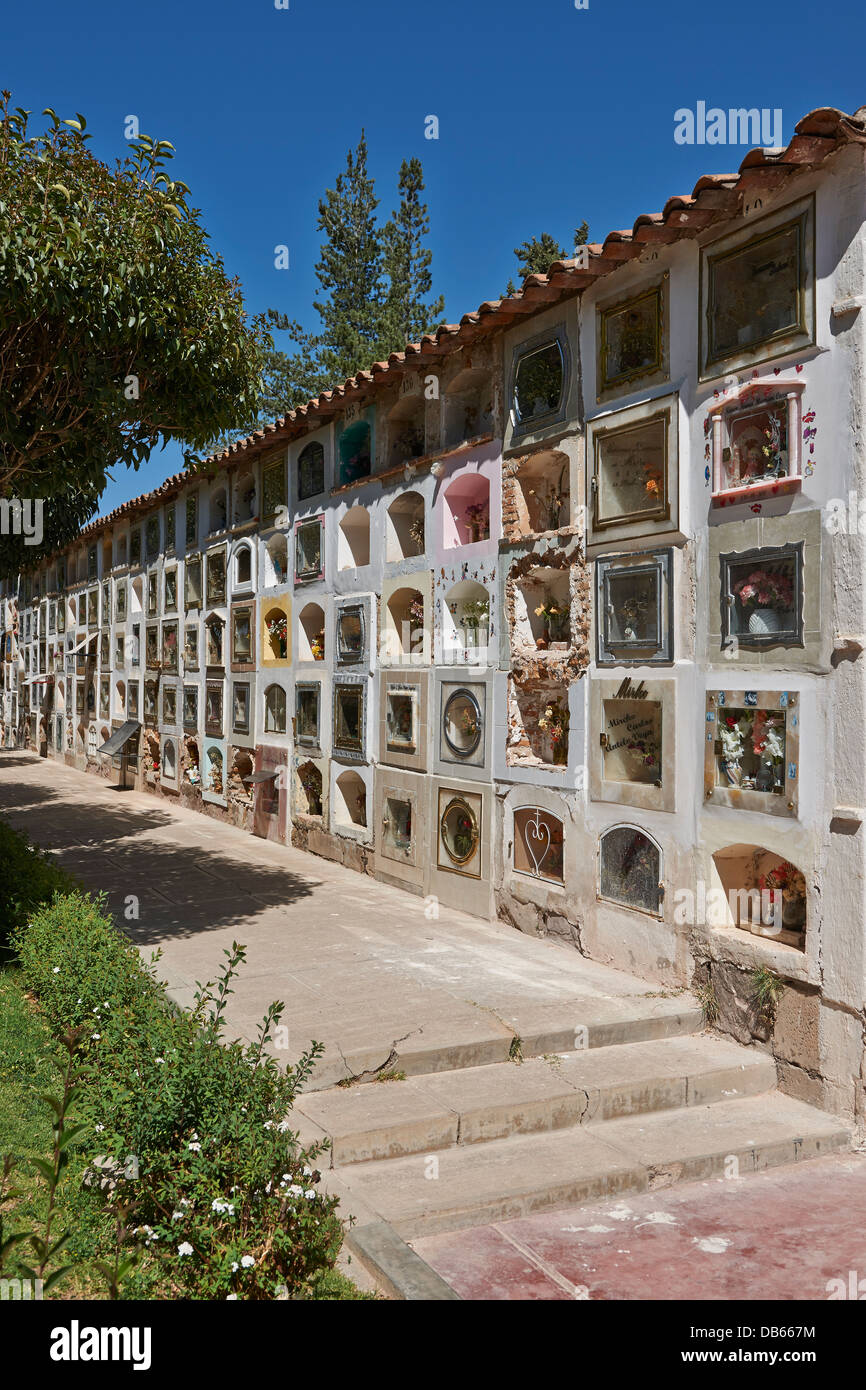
[504,220,589,297]
[380,157,445,349]
[0,94,269,577]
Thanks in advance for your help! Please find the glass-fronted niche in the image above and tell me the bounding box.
[513,806,565,884]
[600,688,662,787]
[719,543,804,651]
[699,198,815,381]
[598,825,662,916]
[336,602,366,666]
[596,277,668,400]
[588,395,678,543]
[333,679,366,759]
[509,325,569,437]
[385,683,417,754]
[439,682,485,768]
[437,789,482,879]
[596,549,673,664]
[295,682,321,748]
[708,383,805,504]
[705,689,799,818]
[381,787,418,867]
[590,676,675,813]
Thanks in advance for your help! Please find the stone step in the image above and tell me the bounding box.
[330,1092,849,1240]
[300,993,704,1091]
[297,1034,776,1166]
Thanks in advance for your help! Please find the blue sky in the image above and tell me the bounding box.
[6,0,864,514]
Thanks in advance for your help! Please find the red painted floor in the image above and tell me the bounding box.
[412,1152,866,1301]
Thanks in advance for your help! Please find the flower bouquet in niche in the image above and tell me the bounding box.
[267,613,288,659]
[464,501,489,544]
[538,698,569,766]
[760,860,806,931]
[733,567,794,636]
[750,710,785,791]
[534,589,569,646]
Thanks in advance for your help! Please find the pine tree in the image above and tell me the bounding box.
[504,221,589,297]
[311,130,384,386]
[380,158,445,349]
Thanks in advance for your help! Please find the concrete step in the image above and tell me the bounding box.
[330,1092,849,1240]
[297,1034,776,1166]
[298,993,704,1092]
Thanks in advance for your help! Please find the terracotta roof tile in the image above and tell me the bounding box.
[75,103,865,542]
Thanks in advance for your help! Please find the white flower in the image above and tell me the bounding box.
[94,1123,104,1133]
[171,1211,184,1222]
[155,1057,165,1065]
[304,1189,316,1200]
[277,1119,292,1133]
[211,1199,235,1216]
[188,1141,201,1152]
[52,966,60,974]
[231,1262,239,1272]
[263,1120,274,1130]
[226,1294,238,1300]
[91,1033,101,1041]
[178,1242,194,1257]
[302,1165,313,1176]
[240,1255,255,1269]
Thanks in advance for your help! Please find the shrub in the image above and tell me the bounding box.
[15,894,342,1299]
[0,823,77,956]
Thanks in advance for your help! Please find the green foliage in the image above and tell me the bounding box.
[504,219,589,297]
[380,157,445,350]
[0,93,269,577]
[227,137,444,443]
[14,893,343,1300]
[0,822,77,956]
[751,966,784,1021]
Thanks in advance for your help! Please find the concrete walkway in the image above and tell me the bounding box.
[0,751,692,1088]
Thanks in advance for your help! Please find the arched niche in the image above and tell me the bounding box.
[598,825,663,916]
[386,491,425,561]
[298,603,325,662]
[442,579,490,663]
[334,769,367,828]
[338,506,371,570]
[443,473,490,548]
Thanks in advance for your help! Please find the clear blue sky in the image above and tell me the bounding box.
[6,0,864,514]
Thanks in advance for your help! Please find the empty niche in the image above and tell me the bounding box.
[233,472,257,525]
[710,844,806,947]
[298,603,324,662]
[334,769,367,829]
[386,492,425,561]
[443,473,490,548]
[513,807,565,883]
[387,391,426,467]
[598,826,662,915]
[443,366,493,450]
[338,506,371,569]
[209,488,228,534]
